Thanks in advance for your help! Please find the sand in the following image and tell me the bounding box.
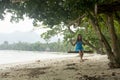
[0,53,120,80]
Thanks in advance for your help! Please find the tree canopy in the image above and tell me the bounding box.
[0,0,119,26]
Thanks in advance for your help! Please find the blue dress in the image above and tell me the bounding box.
[75,41,83,51]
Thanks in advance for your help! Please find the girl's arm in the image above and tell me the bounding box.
[70,39,76,46]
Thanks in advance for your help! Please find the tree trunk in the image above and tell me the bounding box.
[106,14,120,67]
[88,13,120,68]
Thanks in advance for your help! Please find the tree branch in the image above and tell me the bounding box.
[67,14,86,27]
[67,26,75,34]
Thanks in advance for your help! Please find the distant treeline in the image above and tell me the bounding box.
[0,41,74,52]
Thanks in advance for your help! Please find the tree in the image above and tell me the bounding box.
[0,0,120,68]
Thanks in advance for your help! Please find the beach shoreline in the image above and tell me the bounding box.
[0,53,120,80]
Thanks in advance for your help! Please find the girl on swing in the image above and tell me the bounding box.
[70,34,84,62]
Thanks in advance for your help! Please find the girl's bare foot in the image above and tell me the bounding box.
[80,59,84,62]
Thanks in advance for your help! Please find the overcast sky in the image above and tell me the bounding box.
[0,13,63,44]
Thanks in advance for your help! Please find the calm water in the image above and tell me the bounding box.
[0,50,77,65]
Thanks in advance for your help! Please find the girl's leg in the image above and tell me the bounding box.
[81,51,84,60]
[79,50,84,61]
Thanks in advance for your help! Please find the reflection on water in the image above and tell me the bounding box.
[0,50,77,65]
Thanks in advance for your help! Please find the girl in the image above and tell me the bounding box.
[71,34,84,61]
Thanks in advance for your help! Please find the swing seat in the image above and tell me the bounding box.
[68,50,93,53]
[68,51,79,53]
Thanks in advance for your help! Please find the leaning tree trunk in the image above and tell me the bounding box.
[106,13,120,67]
[88,13,120,68]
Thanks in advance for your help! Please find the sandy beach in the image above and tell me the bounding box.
[0,53,120,80]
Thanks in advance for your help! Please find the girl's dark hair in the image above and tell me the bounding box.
[77,34,82,42]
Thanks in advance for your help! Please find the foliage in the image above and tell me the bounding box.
[0,41,74,52]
